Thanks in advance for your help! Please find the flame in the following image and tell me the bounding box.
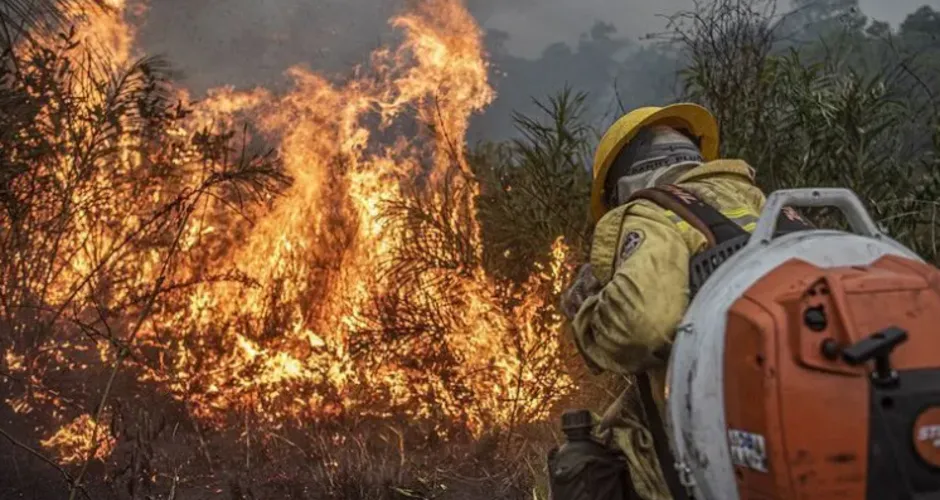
[40,414,115,465]
[13,0,577,463]
[63,0,136,66]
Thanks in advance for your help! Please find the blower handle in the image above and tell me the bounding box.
[750,188,883,245]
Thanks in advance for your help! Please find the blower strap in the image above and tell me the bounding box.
[629,184,813,248]
[629,184,746,247]
[637,372,690,500]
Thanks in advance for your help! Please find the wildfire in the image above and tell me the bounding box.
[9,0,577,466]
[41,414,116,465]
[63,0,136,64]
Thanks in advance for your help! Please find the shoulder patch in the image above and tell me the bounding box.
[618,230,645,265]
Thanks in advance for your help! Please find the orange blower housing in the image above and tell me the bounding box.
[663,188,940,500]
[724,254,940,499]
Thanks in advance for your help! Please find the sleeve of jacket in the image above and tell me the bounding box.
[571,202,691,375]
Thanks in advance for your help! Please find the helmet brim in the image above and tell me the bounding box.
[590,103,719,222]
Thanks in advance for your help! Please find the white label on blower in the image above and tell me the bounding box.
[729,429,768,473]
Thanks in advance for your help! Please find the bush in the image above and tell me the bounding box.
[472,87,594,284]
[673,0,940,262]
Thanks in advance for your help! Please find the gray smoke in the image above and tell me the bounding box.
[137,0,400,92]
[137,0,520,92]
[136,0,676,92]
[134,0,940,141]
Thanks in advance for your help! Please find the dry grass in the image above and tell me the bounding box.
[0,394,579,499]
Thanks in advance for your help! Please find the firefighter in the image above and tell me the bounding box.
[560,103,766,500]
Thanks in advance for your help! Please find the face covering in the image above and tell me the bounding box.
[607,125,705,206]
[614,160,702,206]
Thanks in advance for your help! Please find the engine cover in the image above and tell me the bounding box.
[722,255,940,499]
[664,188,939,500]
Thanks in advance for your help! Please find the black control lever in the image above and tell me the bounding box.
[841,327,909,387]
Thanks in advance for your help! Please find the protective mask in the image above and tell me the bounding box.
[606,125,705,208]
[615,160,702,206]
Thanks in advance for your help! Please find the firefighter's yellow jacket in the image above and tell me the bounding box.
[571,158,765,500]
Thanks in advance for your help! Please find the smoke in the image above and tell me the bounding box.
[134,0,508,91]
[134,0,681,94]
[136,0,401,92]
[134,0,940,141]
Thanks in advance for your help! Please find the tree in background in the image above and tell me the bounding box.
[474,21,680,142]
[667,0,940,261]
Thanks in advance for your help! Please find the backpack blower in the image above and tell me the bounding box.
[548,187,940,500]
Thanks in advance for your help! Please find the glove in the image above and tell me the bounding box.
[560,264,602,320]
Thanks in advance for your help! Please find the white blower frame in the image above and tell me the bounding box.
[663,188,923,500]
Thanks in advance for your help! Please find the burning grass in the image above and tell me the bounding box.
[0,0,587,498]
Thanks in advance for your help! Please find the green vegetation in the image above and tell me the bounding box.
[472,87,594,282]
[477,0,940,266]
[2,1,940,499]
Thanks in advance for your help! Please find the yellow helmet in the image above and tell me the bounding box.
[590,103,719,222]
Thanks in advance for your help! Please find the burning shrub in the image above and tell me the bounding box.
[1,1,580,497]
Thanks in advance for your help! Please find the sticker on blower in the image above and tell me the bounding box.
[728,429,768,472]
[913,407,940,468]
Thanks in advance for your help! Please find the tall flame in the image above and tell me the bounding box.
[24,0,576,461]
